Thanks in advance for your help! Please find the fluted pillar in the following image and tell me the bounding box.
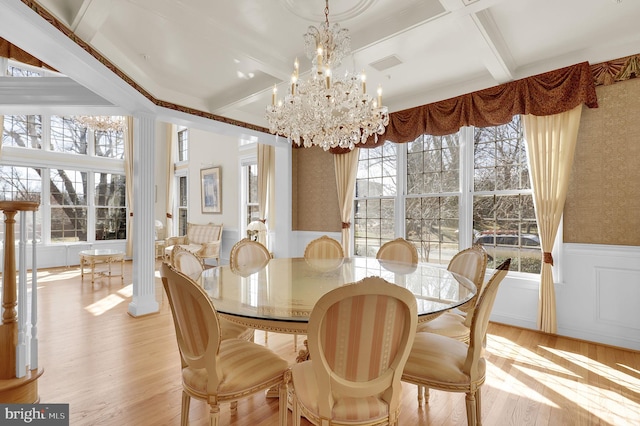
[128,113,159,316]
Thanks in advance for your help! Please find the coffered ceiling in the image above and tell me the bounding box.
[1,0,639,131]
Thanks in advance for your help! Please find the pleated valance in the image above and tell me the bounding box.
[0,37,55,71]
[331,61,598,153]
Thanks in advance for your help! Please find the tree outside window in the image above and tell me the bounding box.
[355,115,540,274]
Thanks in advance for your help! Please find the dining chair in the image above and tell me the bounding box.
[159,262,289,426]
[289,276,418,426]
[171,245,204,280]
[170,247,255,342]
[402,259,511,425]
[416,244,489,342]
[229,238,271,273]
[376,237,419,264]
[303,235,344,259]
[228,238,276,344]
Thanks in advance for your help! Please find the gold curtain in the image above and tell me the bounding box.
[165,124,176,238]
[523,104,583,334]
[334,148,359,257]
[257,144,274,223]
[124,117,134,257]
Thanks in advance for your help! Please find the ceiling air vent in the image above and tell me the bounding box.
[369,55,403,72]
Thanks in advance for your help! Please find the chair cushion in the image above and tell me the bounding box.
[291,361,389,422]
[415,311,469,341]
[182,338,288,397]
[219,317,254,341]
[403,332,485,385]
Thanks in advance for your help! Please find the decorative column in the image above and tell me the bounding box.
[128,113,159,316]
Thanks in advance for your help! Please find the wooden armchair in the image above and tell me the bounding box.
[164,222,223,266]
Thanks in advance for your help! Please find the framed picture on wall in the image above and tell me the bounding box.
[201,166,221,213]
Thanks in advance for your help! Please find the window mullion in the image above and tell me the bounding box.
[396,142,407,238]
[459,126,474,249]
[87,172,95,243]
[42,167,51,245]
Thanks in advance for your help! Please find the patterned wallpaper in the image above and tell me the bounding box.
[292,146,342,232]
[564,77,640,245]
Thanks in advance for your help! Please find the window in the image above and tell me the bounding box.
[406,134,460,264]
[244,163,259,226]
[177,175,188,236]
[0,165,43,243]
[2,114,127,244]
[471,117,539,273]
[2,115,42,149]
[95,173,127,240]
[355,115,540,274]
[177,129,188,162]
[50,169,88,242]
[50,116,88,154]
[1,62,127,245]
[354,144,397,257]
[95,129,125,159]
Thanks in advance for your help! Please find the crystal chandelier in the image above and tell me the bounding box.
[74,115,126,132]
[265,0,389,151]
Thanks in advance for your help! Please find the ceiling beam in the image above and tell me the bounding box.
[71,0,114,42]
[467,9,515,83]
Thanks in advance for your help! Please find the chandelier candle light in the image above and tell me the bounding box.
[265,0,389,151]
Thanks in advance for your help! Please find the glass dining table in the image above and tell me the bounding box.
[199,256,476,337]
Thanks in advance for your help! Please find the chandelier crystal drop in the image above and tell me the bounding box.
[265,0,389,151]
[74,115,126,132]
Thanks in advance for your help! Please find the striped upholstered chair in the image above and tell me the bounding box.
[160,262,288,425]
[304,235,344,259]
[229,238,271,275]
[415,244,488,342]
[289,276,417,426]
[402,259,510,425]
[171,245,204,280]
[376,237,419,264]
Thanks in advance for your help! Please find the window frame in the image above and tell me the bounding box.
[1,113,128,245]
[354,118,548,276]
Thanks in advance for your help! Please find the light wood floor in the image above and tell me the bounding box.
[26,261,640,425]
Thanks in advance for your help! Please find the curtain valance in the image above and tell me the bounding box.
[331,61,597,153]
[0,37,55,71]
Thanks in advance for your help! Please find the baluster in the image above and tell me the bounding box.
[30,209,38,369]
[16,211,27,378]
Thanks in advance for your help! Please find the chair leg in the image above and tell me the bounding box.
[465,390,478,426]
[476,388,482,426]
[417,385,424,405]
[181,391,190,426]
[293,333,298,352]
[279,381,288,426]
[230,401,238,412]
[292,395,301,426]
[424,387,430,403]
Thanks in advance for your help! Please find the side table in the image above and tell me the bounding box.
[79,249,125,285]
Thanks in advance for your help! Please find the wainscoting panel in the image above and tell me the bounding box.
[557,244,640,350]
[595,267,640,327]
